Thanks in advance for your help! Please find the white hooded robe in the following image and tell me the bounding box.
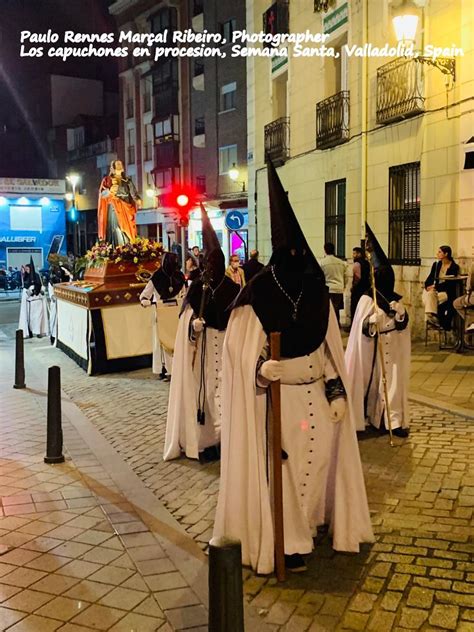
[213,304,374,575]
[345,295,411,432]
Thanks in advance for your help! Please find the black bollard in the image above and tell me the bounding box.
[44,366,65,464]
[13,329,26,389]
[209,537,244,632]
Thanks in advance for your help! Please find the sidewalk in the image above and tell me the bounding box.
[0,357,209,630]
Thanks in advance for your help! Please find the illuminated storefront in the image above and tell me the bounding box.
[0,178,67,270]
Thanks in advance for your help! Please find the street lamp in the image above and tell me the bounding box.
[392,0,455,79]
[228,163,246,192]
[66,173,80,255]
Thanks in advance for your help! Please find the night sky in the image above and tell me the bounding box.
[0,0,118,178]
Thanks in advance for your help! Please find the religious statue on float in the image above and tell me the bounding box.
[97,159,141,247]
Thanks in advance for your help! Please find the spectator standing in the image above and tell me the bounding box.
[319,243,347,324]
[225,254,246,288]
[242,249,264,282]
[350,247,371,322]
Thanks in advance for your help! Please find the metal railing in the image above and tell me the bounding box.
[316,90,350,150]
[67,137,116,162]
[264,117,290,166]
[376,58,425,125]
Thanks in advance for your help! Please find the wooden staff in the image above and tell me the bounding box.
[270,332,285,582]
[366,251,394,447]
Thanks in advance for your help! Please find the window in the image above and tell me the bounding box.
[196,176,206,193]
[194,117,205,136]
[388,162,420,265]
[150,7,177,34]
[73,127,85,149]
[220,18,236,42]
[194,61,204,77]
[219,144,238,175]
[154,168,179,190]
[154,115,179,142]
[192,0,203,16]
[144,124,153,161]
[143,82,151,112]
[127,129,136,165]
[325,179,346,258]
[220,82,236,111]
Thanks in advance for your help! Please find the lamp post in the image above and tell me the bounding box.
[392,0,455,79]
[228,163,246,193]
[66,174,80,256]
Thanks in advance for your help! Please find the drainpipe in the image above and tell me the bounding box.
[360,0,368,246]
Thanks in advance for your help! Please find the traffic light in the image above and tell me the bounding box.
[161,184,197,227]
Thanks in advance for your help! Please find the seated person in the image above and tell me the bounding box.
[453,262,474,334]
[422,245,460,330]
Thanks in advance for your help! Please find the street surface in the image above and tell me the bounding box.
[0,300,473,631]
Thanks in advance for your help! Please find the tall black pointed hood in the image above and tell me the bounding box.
[182,204,240,330]
[267,159,322,276]
[150,252,185,300]
[365,222,401,312]
[200,202,225,284]
[232,160,330,358]
[26,256,42,295]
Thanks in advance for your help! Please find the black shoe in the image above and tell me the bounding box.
[284,554,307,573]
[392,427,409,438]
[198,444,221,464]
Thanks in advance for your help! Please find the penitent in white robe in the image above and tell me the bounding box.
[140,280,182,375]
[345,295,410,432]
[164,304,223,461]
[18,289,49,338]
[213,304,374,575]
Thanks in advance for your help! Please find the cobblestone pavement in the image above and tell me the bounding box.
[0,351,209,631]
[2,325,474,631]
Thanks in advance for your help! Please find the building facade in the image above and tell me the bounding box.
[247,0,473,336]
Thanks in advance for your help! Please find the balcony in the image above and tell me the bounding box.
[316,91,350,150]
[144,141,153,162]
[153,81,179,118]
[376,58,425,125]
[264,117,290,166]
[67,137,116,162]
[126,99,134,119]
[154,140,179,169]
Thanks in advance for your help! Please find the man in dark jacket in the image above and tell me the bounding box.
[242,249,264,282]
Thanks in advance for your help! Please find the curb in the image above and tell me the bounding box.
[409,391,474,420]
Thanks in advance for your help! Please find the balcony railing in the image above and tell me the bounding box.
[127,145,135,165]
[67,137,116,162]
[376,58,425,125]
[264,117,290,166]
[126,99,134,119]
[154,140,180,169]
[316,91,350,150]
[144,141,153,162]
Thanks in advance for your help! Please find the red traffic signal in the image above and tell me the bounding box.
[161,184,197,227]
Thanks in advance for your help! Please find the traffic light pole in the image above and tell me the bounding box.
[180,224,186,272]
